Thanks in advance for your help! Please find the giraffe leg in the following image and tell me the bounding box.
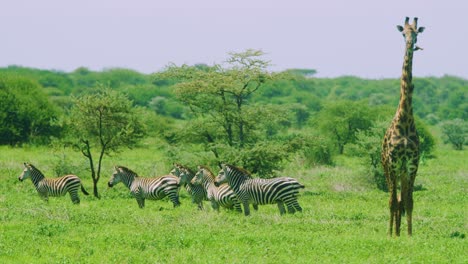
[407,191,413,236]
[388,178,398,236]
[407,157,419,236]
[395,195,402,237]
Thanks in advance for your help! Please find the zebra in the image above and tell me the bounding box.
[108,166,181,209]
[171,163,207,210]
[214,164,304,216]
[191,166,243,212]
[18,162,89,204]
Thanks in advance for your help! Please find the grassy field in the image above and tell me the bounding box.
[0,143,466,263]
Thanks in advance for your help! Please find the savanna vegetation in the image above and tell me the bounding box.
[0,49,466,262]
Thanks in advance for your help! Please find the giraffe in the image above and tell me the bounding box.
[381,17,425,237]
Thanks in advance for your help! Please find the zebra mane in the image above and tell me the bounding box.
[116,166,139,177]
[199,165,215,179]
[175,163,195,176]
[25,163,45,176]
[224,164,252,177]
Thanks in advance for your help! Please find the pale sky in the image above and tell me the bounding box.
[1,0,467,79]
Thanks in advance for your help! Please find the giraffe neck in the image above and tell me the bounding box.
[396,41,415,122]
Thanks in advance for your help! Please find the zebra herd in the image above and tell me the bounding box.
[18,162,304,216]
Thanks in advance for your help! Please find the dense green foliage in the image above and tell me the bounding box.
[0,59,466,180]
[0,76,59,145]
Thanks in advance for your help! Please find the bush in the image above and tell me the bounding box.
[0,76,60,145]
[440,119,467,150]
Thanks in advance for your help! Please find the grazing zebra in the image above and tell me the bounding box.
[192,166,243,212]
[214,164,304,216]
[171,163,207,210]
[108,166,181,208]
[18,162,89,204]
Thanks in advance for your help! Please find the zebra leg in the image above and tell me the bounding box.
[39,192,49,203]
[293,201,303,212]
[136,198,145,208]
[286,198,302,213]
[169,193,181,208]
[277,201,286,215]
[242,201,251,216]
[210,200,220,212]
[233,203,242,213]
[197,202,204,210]
[69,190,80,204]
[233,202,242,213]
[286,203,296,214]
[253,203,259,211]
[192,197,203,210]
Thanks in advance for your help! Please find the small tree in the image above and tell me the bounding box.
[349,120,388,191]
[155,49,293,175]
[66,88,145,197]
[314,100,374,154]
[440,119,466,150]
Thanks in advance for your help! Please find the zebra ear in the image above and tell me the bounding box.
[23,162,27,167]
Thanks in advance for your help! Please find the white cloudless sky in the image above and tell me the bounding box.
[1,0,467,78]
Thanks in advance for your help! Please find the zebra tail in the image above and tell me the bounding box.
[81,185,90,195]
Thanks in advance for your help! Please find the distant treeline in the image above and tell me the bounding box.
[1,65,466,123]
[1,63,466,185]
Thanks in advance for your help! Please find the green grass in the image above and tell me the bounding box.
[0,144,466,263]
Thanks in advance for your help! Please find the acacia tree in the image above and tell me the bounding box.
[155,50,292,175]
[66,88,145,197]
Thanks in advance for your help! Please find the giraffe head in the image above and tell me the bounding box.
[397,17,425,50]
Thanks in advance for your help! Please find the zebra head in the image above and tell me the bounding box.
[18,162,32,182]
[191,166,206,185]
[172,163,193,187]
[108,166,124,187]
[214,165,227,187]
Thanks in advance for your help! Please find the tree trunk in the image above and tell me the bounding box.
[83,140,100,198]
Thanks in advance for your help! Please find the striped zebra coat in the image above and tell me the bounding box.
[18,162,89,204]
[171,164,208,210]
[108,166,181,208]
[192,166,242,212]
[214,164,304,216]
